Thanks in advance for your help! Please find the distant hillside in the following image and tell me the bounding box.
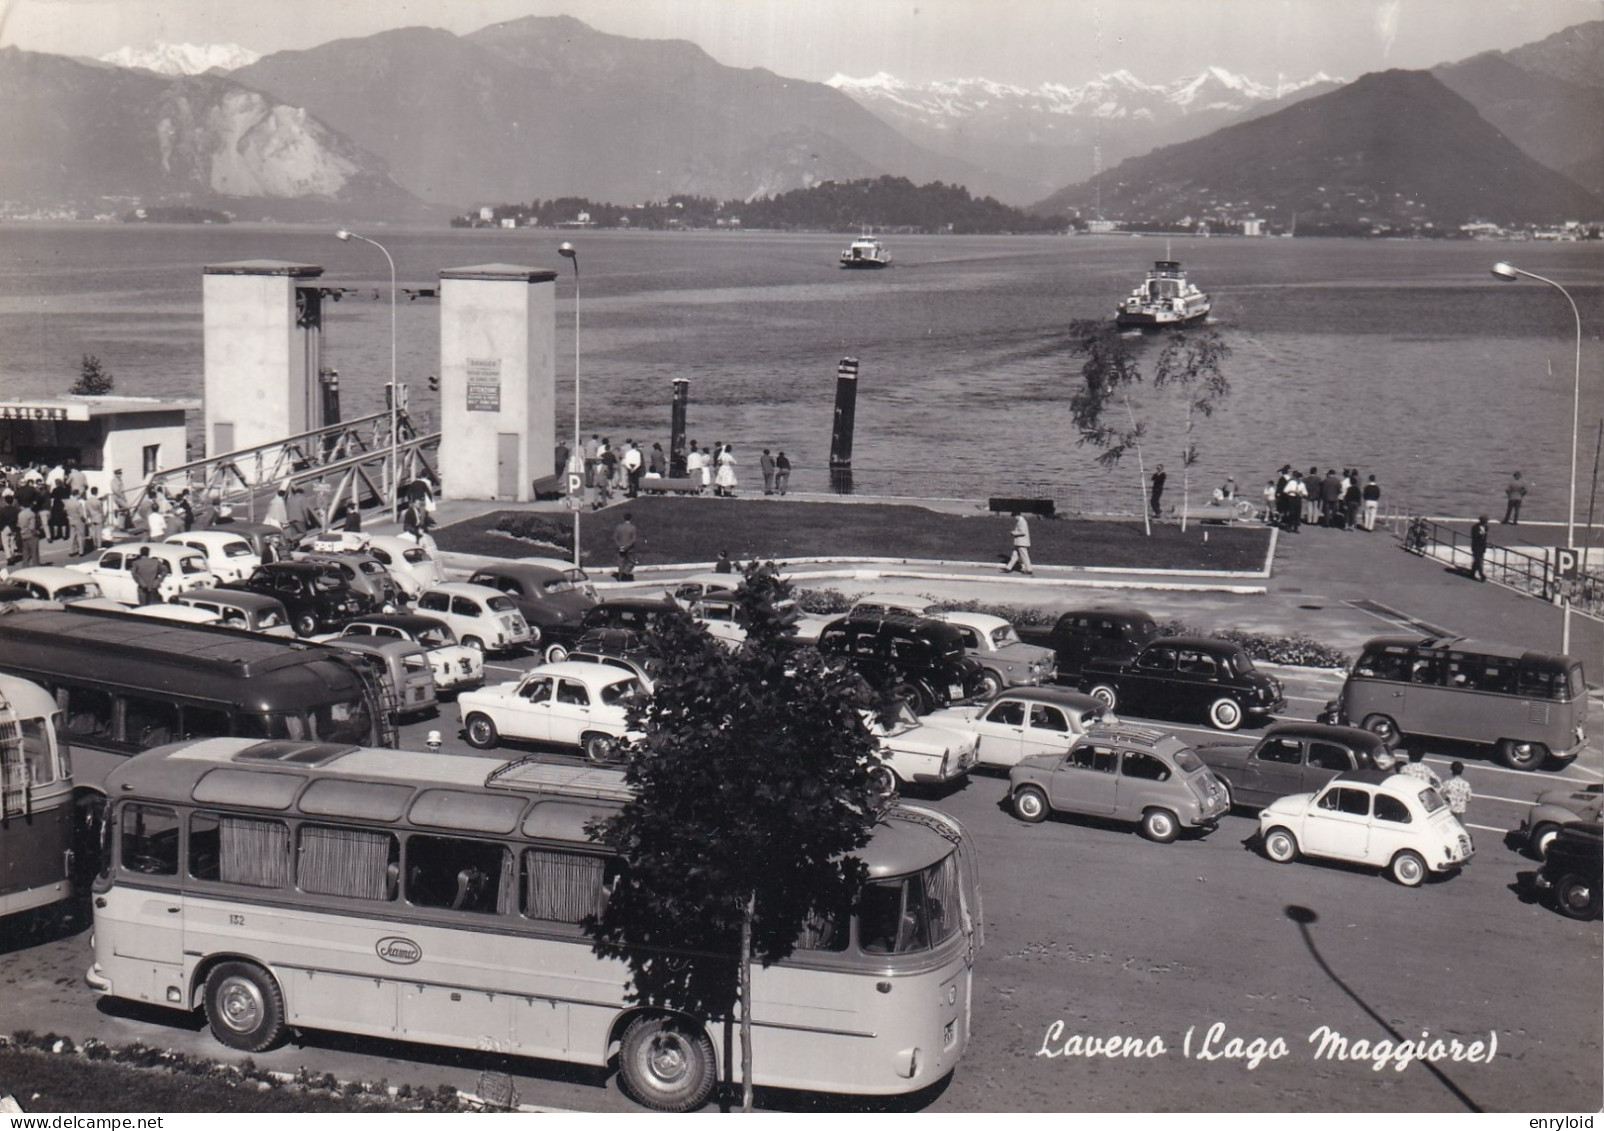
[1031,68,1603,231]
[229,15,1029,207]
[0,46,424,219]
[1435,20,1604,197]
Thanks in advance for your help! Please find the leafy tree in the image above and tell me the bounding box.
[586,566,888,1111]
[1067,320,1232,532]
[71,354,115,395]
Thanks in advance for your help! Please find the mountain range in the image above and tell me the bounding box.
[827,68,1342,201]
[1032,68,1601,230]
[1,15,1598,226]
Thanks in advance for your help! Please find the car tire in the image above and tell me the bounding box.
[1088,684,1118,712]
[544,642,570,664]
[893,682,929,715]
[977,670,1004,699]
[1361,714,1399,744]
[1497,739,1547,771]
[1554,872,1600,921]
[462,635,486,653]
[1012,784,1049,824]
[463,713,499,750]
[1140,808,1180,843]
[618,1014,717,1113]
[1389,850,1427,887]
[1207,698,1243,731]
[205,962,287,1053]
[1263,827,1298,863]
[1531,823,1560,860]
[583,732,619,765]
[292,612,318,637]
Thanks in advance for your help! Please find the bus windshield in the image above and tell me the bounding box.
[858,853,962,955]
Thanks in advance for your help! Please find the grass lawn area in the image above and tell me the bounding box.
[433,498,1272,573]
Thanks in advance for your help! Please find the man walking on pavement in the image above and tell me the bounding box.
[774,451,791,495]
[760,449,777,495]
[1440,762,1472,817]
[1149,465,1166,518]
[1002,512,1033,575]
[614,512,638,582]
[1469,515,1489,582]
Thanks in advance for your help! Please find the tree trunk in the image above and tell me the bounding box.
[1123,395,1150,537]
[740,891,754,1112]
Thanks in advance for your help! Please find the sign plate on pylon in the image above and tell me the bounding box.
[567,473,584,496]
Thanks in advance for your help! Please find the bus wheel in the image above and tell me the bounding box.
[464,713,499,750]
[205,962,286,1052]
[619,1014,716,1112]
[1360,714,1399,744]
[1497,739,1546,771]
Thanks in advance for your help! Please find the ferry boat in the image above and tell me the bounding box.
[1115,260,1211,328]
[839,234,891,269]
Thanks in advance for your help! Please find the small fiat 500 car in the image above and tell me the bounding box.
[164,530,260,583]
[416,582,534,655]
[1008,725,1229,842]
[1520,782,1603,859]
[1195,722,1396,812]
[934,611,1057,695]
[863,700,979,787]
[1080,636,1285,731]
[319,612,484,693]
[69,542,216,604]
[925,686,1110,772]
[468,562,597,663]
[458,660,646,763]
[1258,772,1474,886]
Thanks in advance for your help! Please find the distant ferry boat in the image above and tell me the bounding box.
[840,235,891,269]
[1115,260,1210,328]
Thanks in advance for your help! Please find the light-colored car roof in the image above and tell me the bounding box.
[937,610,1011,632]
[125,604,224,624]
[521,660,643,686]
[166,531,253,547]
[421,580,508,599]
[6,566,97,586]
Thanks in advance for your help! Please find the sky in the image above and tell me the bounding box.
[1,0,1599,86]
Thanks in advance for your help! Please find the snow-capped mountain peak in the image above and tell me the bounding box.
[99,42,261,76]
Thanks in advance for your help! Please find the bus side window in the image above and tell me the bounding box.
[121,803,179,875]
[63,685,115,742]
[190,812,291,888]
[299,825,398,901]
[406,834,510,915]
[181,705,232,742]
[123,695,180,748]
[522,848,609,924]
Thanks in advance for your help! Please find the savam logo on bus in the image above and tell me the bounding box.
[376,937,423,964]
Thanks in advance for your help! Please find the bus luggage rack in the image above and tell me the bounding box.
[483,757,634,801]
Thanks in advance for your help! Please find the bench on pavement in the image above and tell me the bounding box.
[530,474,564,501]
[989,496,1055,518]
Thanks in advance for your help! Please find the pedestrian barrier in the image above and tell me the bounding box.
[1398,515,1603,620]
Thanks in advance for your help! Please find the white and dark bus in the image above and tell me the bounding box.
[87,738,983,1111]
[0,606,395,787]
[0,673,77,926]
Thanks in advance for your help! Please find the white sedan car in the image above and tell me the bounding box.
[2,566,108,605]
[458,661,646,762]
[164,530,260,583]
[864,701,979,787]
[924,686,1111,771]
[68,542,216,604]
[1258,772,1474,886]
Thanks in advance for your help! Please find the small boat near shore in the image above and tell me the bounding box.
[840,234,891,269]
[1115,260,1210,328]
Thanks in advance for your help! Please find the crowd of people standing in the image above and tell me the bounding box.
[571,435,792,505]
[1265,466,1382,533]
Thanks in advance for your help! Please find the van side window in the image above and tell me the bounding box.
[1517,663,1563,700]
[120,803,179,875]
[1356,648,1409,682]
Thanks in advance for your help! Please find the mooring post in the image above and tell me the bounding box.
[669,378,690,478]
[829,357,858,494]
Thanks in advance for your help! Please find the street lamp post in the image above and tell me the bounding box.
[336,229,400,523]
[1491,260,1583,654]
[559,242,581,568]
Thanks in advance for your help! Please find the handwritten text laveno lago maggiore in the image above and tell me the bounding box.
[1036,1020,1498,1072]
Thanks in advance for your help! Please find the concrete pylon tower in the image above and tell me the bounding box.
[437,264,558,501]
[203,260,327,458]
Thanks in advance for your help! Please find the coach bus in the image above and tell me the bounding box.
[1338,634,1587,770]
[0,673,76,926]
[86,739,983,1111]
[0,606,395,787]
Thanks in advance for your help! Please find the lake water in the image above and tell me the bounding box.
[0,224,1599,520]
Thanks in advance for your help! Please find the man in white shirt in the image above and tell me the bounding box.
[621,440,645,498]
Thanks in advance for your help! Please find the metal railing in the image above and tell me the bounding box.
[1400,516,1603,620]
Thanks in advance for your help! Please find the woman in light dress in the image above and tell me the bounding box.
[714,444,738,497]
[689,442,712,493]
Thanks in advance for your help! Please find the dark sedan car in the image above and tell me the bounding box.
[816,613,987,715]
[1193,722,1397,810]
[1079,636,1285,731]
[1534,820,1602,920]
[223,561,372,637]
[1017,606,1159,683]
[469,562,597,663]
